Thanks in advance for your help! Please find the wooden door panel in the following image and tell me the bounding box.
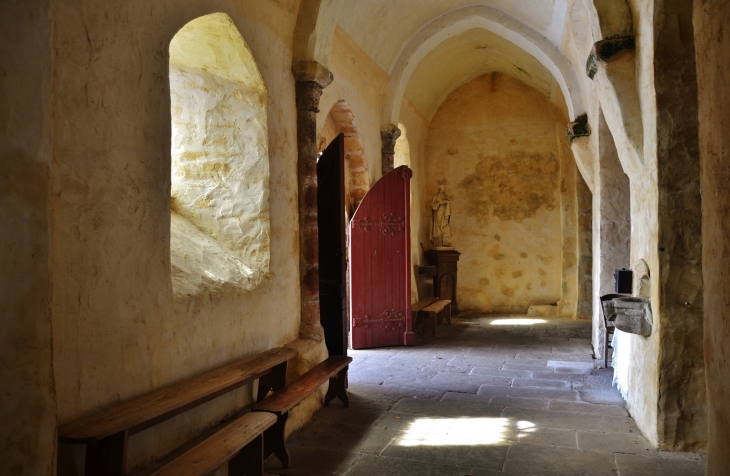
[349,166,414,349]
[318,134,347,356]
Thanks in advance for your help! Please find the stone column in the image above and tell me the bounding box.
[380,125,401,175]
[695,1,730,470]
[557,124,579,318]
[576,174,593,321]
[653,0,704,451]
[592,112,630,361]
[293,61,333,342]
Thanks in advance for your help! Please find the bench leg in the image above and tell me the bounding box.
[85,431,127,476]
[229,434,264,476]
[324,367,349,407]
[411,311,421,336]
[428,311,437,337]
[264,412,290,469]
[257,361,288,402]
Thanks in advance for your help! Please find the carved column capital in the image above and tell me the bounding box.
[381,125,402,175]
[292,62,333,113]
[292,61,334,88]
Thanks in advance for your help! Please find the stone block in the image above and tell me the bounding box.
[504,443,617,475]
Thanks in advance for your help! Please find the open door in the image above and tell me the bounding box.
[318,134,347,356]
[349,166,415,349]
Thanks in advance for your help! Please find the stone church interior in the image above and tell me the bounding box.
[2,0,729,475]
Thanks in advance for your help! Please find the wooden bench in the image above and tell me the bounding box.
[412,265,451,337]
[151,412,276,476]
[421,299,452,336]
[251,355,352,468]
[412,297,438,334]
[58,347,297,476]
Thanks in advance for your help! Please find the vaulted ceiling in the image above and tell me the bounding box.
[334,0,576,120]
[337,0,569,73]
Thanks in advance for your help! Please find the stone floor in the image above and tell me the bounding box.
[266,315,706,476]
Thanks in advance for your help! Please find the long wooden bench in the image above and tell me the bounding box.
[251,355,352,468]
[58,347,297,476]
[151,412,276,476]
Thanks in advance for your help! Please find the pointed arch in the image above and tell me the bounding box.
[318,100,370,214]
[380,5,585,128]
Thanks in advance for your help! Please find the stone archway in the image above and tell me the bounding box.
[318,100,371,216]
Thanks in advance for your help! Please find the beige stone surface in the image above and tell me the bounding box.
[695,1,730,472]
[338,0,567,72]
[424,74,572,314]
[557,122,580,318]
[404,27,559,121]
[317,99,371,214]
[576,173,593,321]
[50,1,306,471]
[169,14,270,295]
[0,1,57,474]
[4,0,723,471]
[591,113,631,359]
[319,25,389,191]
[653,0,705,451]
[399,100,432,301]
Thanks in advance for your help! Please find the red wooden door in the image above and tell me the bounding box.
[349,166,415,349]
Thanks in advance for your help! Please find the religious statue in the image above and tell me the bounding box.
[430,180,453,249]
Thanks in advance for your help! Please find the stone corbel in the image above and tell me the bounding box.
[586,38,644,179]
[567,114,595,192]
[292,60,334,342]
[380,125,401,175]
[606,297,653,337]
[605,260,653,338]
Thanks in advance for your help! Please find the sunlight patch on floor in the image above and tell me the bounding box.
[399,417,519,446]
[490,318,547,326]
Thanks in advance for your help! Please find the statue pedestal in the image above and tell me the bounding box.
[425,249,461,315]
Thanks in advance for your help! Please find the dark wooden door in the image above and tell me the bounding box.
[318,134,347,356]
[349,166,415,349]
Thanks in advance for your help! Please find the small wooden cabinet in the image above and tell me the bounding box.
[425,250,461,315]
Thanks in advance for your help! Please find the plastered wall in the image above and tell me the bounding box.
[423,73,575,314]
[398,99,432,299]
[50,1,309,472]
[0,1,57,474]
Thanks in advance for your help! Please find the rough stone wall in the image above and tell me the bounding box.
[51,1,306,472]
[653,0,706,451]
[169,61,270,295]
[424,73,572,314]
[695,0,730,471]
[576,174,593,320]
[0,1,57,474]
[592,114,631,360]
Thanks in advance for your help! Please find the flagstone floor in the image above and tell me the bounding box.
[266,315,705,476]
